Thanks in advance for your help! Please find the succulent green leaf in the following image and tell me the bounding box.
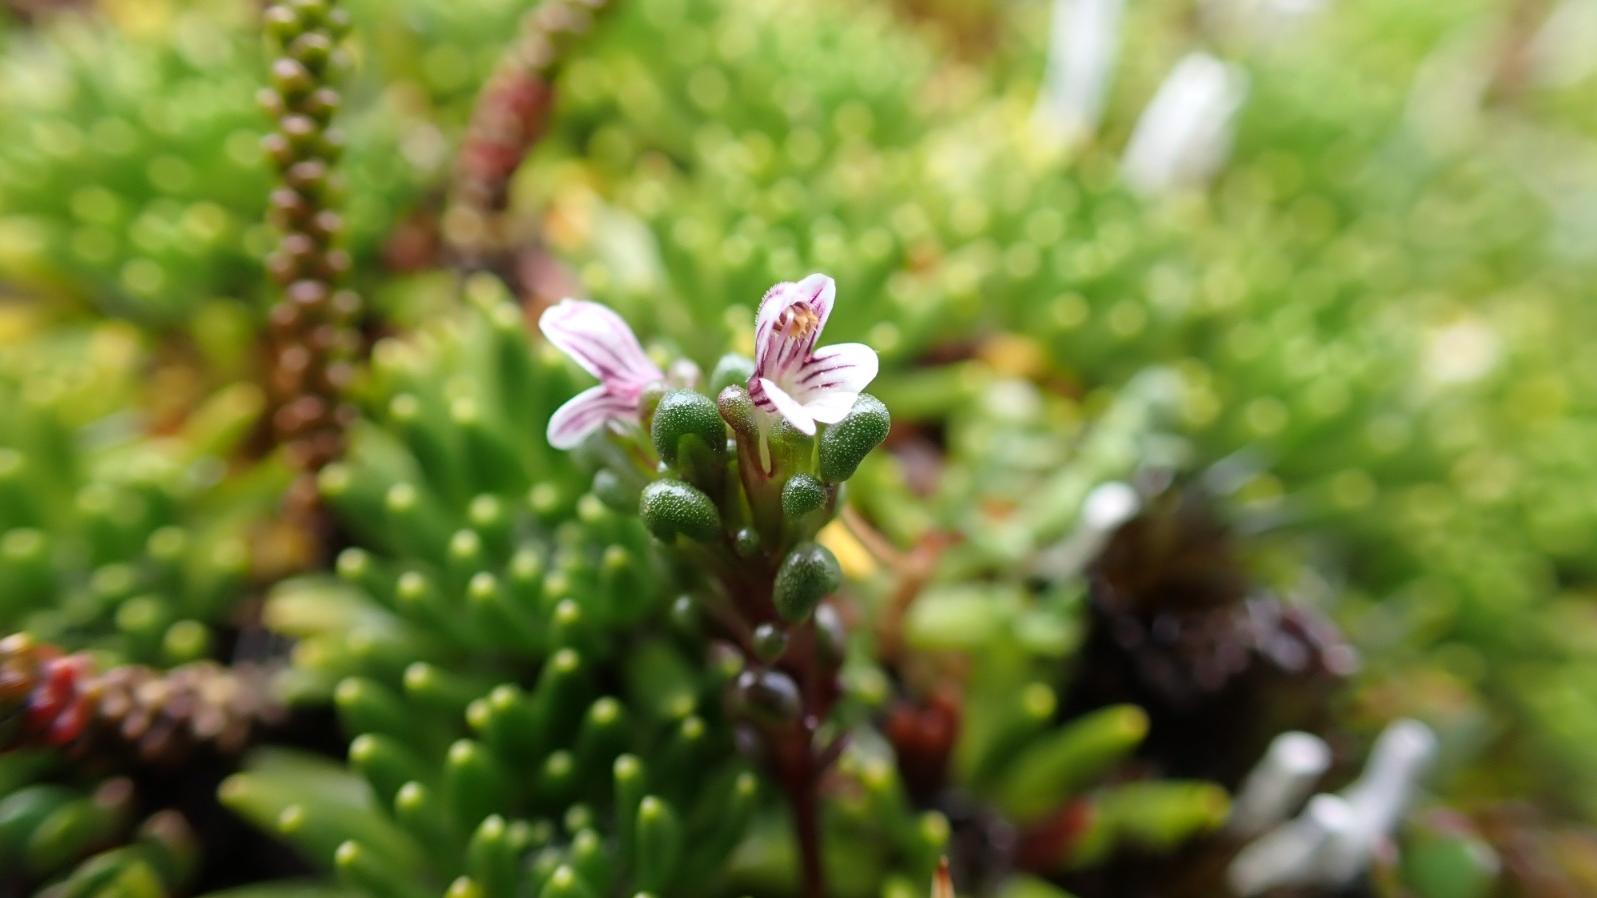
[993,705,1149,822]
[634,796,682,893]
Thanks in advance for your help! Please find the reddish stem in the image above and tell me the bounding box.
[789,758,826,898]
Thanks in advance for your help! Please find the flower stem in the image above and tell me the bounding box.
[789,760,826,898]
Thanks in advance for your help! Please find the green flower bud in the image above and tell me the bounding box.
[263,5,301,42]
[773,541,841,622]
[614,755,647,861]
[563,805,596,837]
[639,480,722,543]
[570,828,611,894]
[334,840,417,898]
[653,391,723,462]
[709,354,756,393]
[716,385,758,435]
[289,0,330,27]
[651,390,726,487]
[269,59,314,99]
[781,474,827,520]
[575,697,629,772]
[752,623,789,663]
[537,751,579,808]
[814,602,847,666]
[734,669,802,724]
[818,393,890,482]
[733,526,761,558]
[668,595,700,636]
[289,32,333,73]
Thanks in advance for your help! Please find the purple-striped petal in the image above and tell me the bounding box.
[540,299,664,388]
[753,274,836,375]
[756,377,818,436]
[792,342,878,397]
[546,385,633,449]
[800,389,859,426]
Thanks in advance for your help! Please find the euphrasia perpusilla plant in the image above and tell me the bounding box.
[542,273,887,898]
[242,280,757,898]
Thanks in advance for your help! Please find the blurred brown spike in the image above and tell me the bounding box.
[933,857,956,898]
[447,0,615,289]
[257,0,364,537]
[1,634,281,765]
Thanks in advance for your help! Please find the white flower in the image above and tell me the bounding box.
[1034,0,1125,142]
[540,299,664,449]
[747,274,879,436]
[1122,52,1249,195]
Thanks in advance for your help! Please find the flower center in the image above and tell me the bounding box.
[779,303,820,340]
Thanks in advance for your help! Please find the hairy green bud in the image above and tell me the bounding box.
[651,390,724,466]
[652,390,726,491]
[814,602,847,666]
[818,393,890,482]
[639,480,722,543]
[752,623,789,663]
[773,541,842,621]
[781,474,827,520]
[733,526,761,558]
[716,384,757,435]
[734,668,802,724]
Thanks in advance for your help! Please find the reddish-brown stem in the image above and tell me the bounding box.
[709,426,844,897]
[781,619,839,898]
[787,756,826,898]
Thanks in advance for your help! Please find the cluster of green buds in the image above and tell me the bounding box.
[258,0,362,512]
[541,274,889,895]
